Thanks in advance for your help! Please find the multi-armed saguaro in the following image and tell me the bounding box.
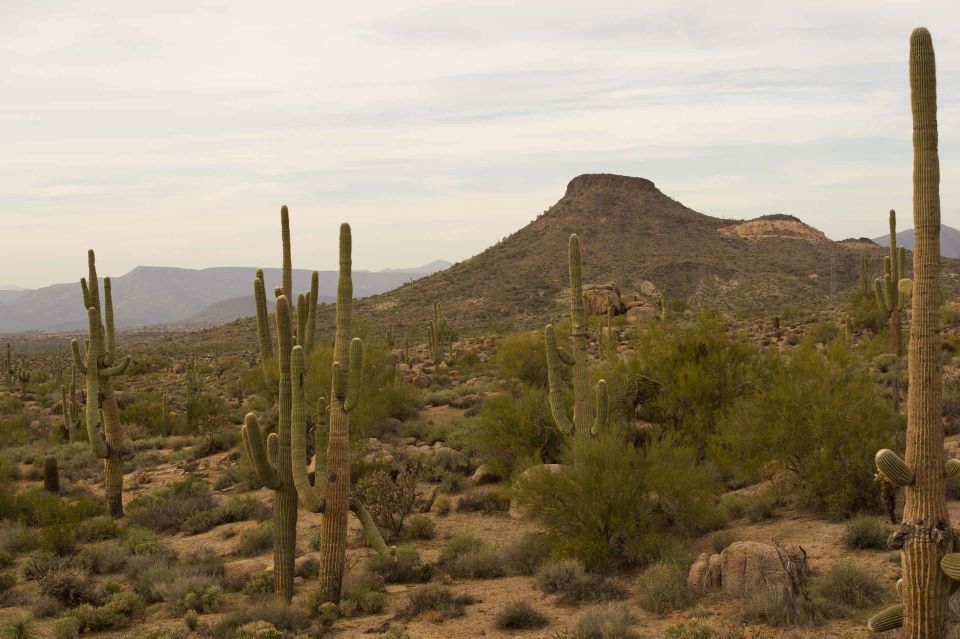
[868,28,955,637]
[72,250,131,517]
[290,223,391,604]
[875,209,910,356]
[241,206,319,604]
[544,235,608,442]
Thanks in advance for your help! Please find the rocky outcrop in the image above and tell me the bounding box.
[688,541,807,598]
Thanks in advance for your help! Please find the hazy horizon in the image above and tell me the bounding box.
[3,1,959,288]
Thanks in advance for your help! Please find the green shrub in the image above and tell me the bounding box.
[535,558,626,604]
[2,614,35,639]
[502,532,553,575]
[243,570,274,596]
[514,433,722,568]
[455,489,510,514]
[495,331,548,387]
[494,601,549,630]
[710,530,737,554]
[472,385,561,477]
[406,514,435,540]
[339,571,387,615]
[127,477,216,533]
[295,557,320,579]
[636,562,695,614]
[367,545,432,583]
[812,560,884,608]
[67,591,145,632]
[0,568,16,593]
[208,606,311,639]
[714,338,902,517]
[573,604,638,639]
[235,522,273,557]
[182,495,270,534]
[664,620,713,639]
[52,617,80,639]
[739,586,837,627]
[159,574,222,613]
[842,516,891,550]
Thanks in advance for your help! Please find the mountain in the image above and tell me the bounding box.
[309,173,915,335]
[0,261,443,334]
[873,224,960,259]
[379,260,451,274]
[0,285,26,291]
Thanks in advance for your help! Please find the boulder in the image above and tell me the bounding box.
[625,305,655,323]
[411,374,431,389]
[583,283,624,316]
[687,553,713,593]
[719,541,807,598]
[469,463,500,485]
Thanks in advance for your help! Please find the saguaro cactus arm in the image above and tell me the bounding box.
[591,379,608,436]
[544,324,574,435]
[343,339,363,412]
[242,413,281,490]
[304,271,319,354]
[291,346,325,512]
[254,270,274,371]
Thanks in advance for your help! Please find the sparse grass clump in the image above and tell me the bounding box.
[235,522,273,557]
[367,545,432,584]
[126,477,215,533]
[842,516,891,550]
[2,614,36,639]
[571,604,638,639]
[397,585,476,622]
[710,530,737,554]
[536,558,626,605]
[455,489,510,514]
[636,561,695,614]
[812,560,884,609]
[494,601,549,630]
[406,514,435,540]
[502,532,553,575]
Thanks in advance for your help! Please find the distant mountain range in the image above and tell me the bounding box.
[873,224,960,259]
[0,261,449,334]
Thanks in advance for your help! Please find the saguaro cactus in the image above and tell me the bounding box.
[428,302,450,365]
[875,209,909,355]
[544,235,608,442]
[290,223,391,603]
[4,343,11,392]
[61,364,80,443]
[43,456,59,494]
[868,28,951,637]
[72,250,131,517]
[241,206,318,604]
[860,254,871,296]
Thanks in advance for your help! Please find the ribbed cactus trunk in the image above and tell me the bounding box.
[74,251,131,518]
[273,301,297,602]
[901,28,949,638]
[318,225,356,603]
[43,456,59,494]
[544,235,608,442]
[876,209,906,356]
[869,28,951,638]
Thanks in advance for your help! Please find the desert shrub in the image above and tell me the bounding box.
[243,570,274,596]
[377,625,410,639]
[355,463,425,539]
[235,621,282,639]
[121,526,175,558]
[397,585,475,621]
[842,516,891,550]
[663,621,713,639]
[455,489,510,513]
[612,312,765,456]
[711,530,737,554]
[159,574,222,613]
[182,495,270,534]
[812,560,884,608]
[405,514,435,540]
[535,558,626,604]
[67,591,145,632]
[127,477,215,533]
[77,541,129,574]
[77,516,118,542]
[2,615,36,639]
[495,601,549,630]
[809,321,840,345]
[739,585,837,627]
[495,331,548,387]
[502,532,553,575]
[29,555,98,606]
[235,522,273,557]
[52,618,80,639]
[847,288,887,334]
[367,545,432,584]
[743,493,779,522]
[514,432,722,568]
[339,571,387,615]
[714,338,902,517]
[434,495,451,516]
[295,557,320,579]
[636,562,695,614]
[572,604,638,639]
[471,385,561,477]
[208,606,310,639]
[0,568,16,593]
[443,546,505,579]
[134,627,185,639]
[31,595,62,618]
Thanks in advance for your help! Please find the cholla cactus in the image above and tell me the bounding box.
[289,224,391,603]
[72,250,131,517]
[867,28,952,637]
[544,235,608,442]
[241,206,318,604]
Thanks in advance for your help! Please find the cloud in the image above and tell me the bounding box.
[1,0,959,287]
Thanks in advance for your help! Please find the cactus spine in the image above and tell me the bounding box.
[544,235,608,442]
[868,28,951,637]
[875,209,908,356]
[241,206,319,604]
[73,250,131,518]
[290,224,390,603]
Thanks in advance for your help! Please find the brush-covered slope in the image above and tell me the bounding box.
[333,174,873,335]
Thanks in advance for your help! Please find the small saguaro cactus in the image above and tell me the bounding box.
[875,209,911,356]
[859,254,871,296]
[61,364,80,443]
[289,223,391,604]
[544,235,608,443]
[72,250,131,517]
[4,343,11,392]
[241,206,318,604]
[43,456,59,494]
[867,28,952,638]
[428,302,450,365]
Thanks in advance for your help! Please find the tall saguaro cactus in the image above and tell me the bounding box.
[428,302,450,365]
[241,206,319,604]
[875,209,909,355]
[72,251,131,517]
[868,28,952,637]
[290,223,390,604]
[544,235,608,442]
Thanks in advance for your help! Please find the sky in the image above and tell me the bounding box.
[2,1,959,289]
